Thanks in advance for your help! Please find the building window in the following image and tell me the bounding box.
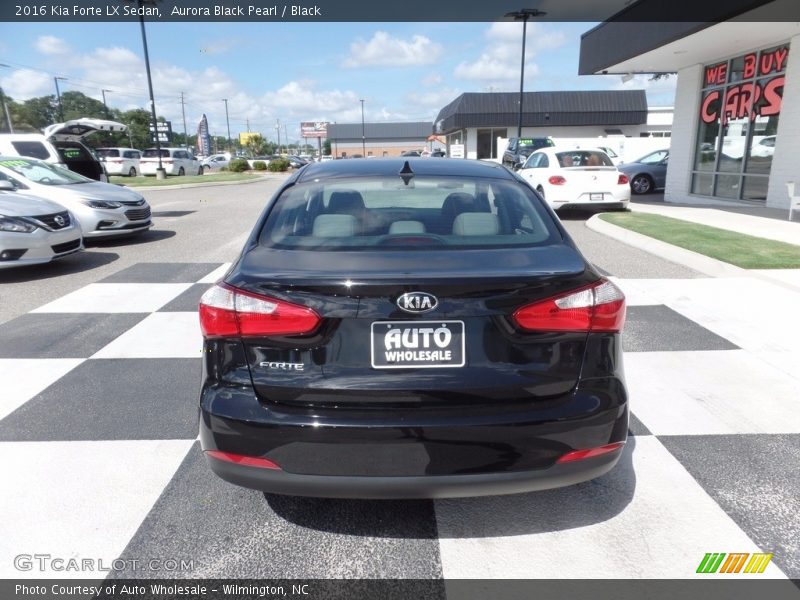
[692,44,789,203]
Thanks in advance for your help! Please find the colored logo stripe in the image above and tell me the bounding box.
[697,553,773,574]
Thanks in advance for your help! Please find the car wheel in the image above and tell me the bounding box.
[178,167,185,176]
[630,174,653,195]
[128,167,137,177]
[197,166,204,175]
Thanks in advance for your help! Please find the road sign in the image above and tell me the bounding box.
[149,120,172,144]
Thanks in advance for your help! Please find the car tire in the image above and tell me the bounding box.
[630,174,653,195]
[178,167,185,176]
[197,166,204,175]
[128,167,137,177]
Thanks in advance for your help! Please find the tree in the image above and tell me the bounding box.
[60,91,107,121]
[323,139,331,155]
[15,95,59,130]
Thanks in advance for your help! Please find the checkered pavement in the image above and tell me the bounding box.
[0,263,797,581]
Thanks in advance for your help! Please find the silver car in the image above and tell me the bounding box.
[0,181,83,269]
[0,156,152,239]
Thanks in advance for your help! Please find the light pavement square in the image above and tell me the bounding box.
[197,263,232,283]
[91,312,202,359]
[0,359,84,421]
[434,436,787,579]
[0,439,194,579]
[624,350,800,435]
[31,283,193,313]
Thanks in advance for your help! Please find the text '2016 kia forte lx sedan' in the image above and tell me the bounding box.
[199,158,628,499]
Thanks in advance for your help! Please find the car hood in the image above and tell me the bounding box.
[23,181,145,204]
[43,118,128,142]
[0,192,69,216]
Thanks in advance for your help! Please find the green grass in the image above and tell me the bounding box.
[599,211,800,269]
[109,173,262,187]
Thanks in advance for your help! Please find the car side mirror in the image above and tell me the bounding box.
[513,161,523,171]
[0,180,16,191]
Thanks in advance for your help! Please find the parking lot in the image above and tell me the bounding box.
[0,179,798,582]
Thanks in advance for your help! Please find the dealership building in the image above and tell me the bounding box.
[580,3,799,209]
[326,122,438,158]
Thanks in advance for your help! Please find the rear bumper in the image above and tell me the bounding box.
[204,448,623,499]
[199,376,628,498]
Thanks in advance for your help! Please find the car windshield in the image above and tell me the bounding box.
[0,158,91,185]
[259,176,561,251]
[637,151,668,164]
[517,139,554,155]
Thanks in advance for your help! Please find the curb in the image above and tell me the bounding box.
[127,174,283,192]
[586,214,800,293]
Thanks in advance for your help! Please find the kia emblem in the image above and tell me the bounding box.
[396,292,438,314]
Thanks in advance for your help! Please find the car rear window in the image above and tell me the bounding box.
[143,149,169,158]
[259,176,561,250]
[555,151,614,168]
[10,141,51,160]
[97,149,120,158]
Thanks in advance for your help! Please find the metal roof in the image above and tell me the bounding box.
[327,121,433,142]
[434,91,648,133]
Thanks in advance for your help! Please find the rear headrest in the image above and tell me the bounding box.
[452,212,500,236]
[328,191,365,214]
[388,220,426,234]
[312,214,358,237]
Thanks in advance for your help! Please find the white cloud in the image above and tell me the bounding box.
[406,88,461,109]
[421,73,443,87]
[454,22,564,86]
[343,31,443,68]
[0,68,53,100]
[35,35,70,56]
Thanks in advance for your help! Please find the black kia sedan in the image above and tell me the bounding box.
[199,158,628,498]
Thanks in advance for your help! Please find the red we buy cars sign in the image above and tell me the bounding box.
[701,46,789,125]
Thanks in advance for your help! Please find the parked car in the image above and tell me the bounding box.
[201,153,232,171]
[198,157,628,498]
[0,156,152,240]
[0,118,128,182]
[285,156,308,169]
[401,150,421,157]
[140,148,203,176]
[518,147,630,211]
[596,146,623,166]
[502,137,555,170]
[618,149,669,194]
[430,149,447,158]
[97,148,142,177]
[0,181,83,268]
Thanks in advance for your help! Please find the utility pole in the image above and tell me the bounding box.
[136,0,165,178]
[360,99,366,156]
[54,76,67,122]
[179,91,188,149]
[101,89,113,118]
[284,124,288,154]
[246,118,250,132]
[275,120,281,155]
[222,98,231,153]
[505,9,546,139]
[0,63,12,132]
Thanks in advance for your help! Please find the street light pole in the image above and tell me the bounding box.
[54,76,67,122]
[360,99,366,156]
[101,89,112,118]
[505,9,546,139]
[135,0,165,178]
[222,98,231,153]
[0,63,13,133]
[275,120,281,155]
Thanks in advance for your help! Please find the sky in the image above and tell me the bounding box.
[0,21,678,143]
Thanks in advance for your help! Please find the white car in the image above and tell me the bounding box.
[0,156,152,240]
[97,148,142,177]
[0,181,83,268]
[140,148,203,176]
[518,147,630,212]
[0,118,128,182]
[201,153,232,170]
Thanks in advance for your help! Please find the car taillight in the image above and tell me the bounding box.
[199,283,321,337]
[618,174,629,185]
[557,441,625,464]
[548,175,566,185]
[512,279,626,333]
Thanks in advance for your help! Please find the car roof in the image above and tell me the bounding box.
[295,157,514,182]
